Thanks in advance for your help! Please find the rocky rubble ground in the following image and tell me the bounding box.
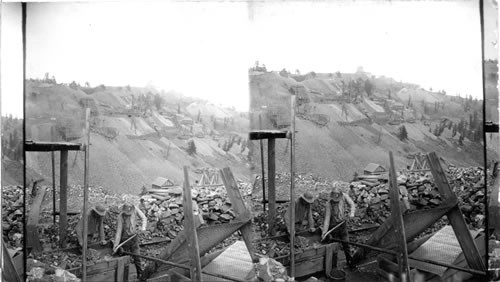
[2,185,24,249]
[139,181,253,237]
[251,165,487,258]
[350,166,486,228]
[25,180,253,279]
[18,163,487,280]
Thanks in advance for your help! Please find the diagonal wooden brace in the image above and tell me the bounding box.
[427,152,486,272]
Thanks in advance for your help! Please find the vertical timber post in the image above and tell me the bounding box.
[51,126,56,225]
[259,114,267,212]
[290,93,296,279]
[183,167,203,281]
[388,152,410,280]
[51,151,56,225]
[82,108,91,282]
[59,150,68,248]
[268,138,276,236]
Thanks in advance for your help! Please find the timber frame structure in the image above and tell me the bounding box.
[249,129,288,236]
[350,152,487,281]
[141,167,258,281]
[408,152,430,172]
[249,92,298,278]
[25,140,85,251]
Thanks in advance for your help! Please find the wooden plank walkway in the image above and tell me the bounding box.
[202,241,254,281]
[408,225,481,276]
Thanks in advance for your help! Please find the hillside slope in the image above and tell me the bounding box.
[25,80,251,194]
[249,71,493,183]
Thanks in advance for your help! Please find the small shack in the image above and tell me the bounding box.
[364,163,386,175]
[151,177,175,189]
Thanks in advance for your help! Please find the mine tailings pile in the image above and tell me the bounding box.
[139,180,253,239]
[350,166,486,228]
[251,163,486,276]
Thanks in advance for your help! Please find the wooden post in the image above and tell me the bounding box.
[59,150,68,248]
[116,257,125,282]
[182,167,203,281]
[290,94,296,278]
[388,152,410,280]
[52,151,56,225]
[259,114,267,212]
[427,152,486,272]
[267,138,276,236]
[51,126,56,225]
[82,108,91,281]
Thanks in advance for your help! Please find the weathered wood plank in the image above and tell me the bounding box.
[220,168,250,218]
[441,234,486,281]
[183,167,202,281]
[52,151,56,225]
[86,269,136,282]
[220,168,256,262]
[268,138,276,236]
[427,152,486,272]
[377,254,400,276]
[259,115,267,212]
[27,187,46,252]
[169,270,192,282]
[388,152,410,277]
[294,256,324,278]
[200,249,224,268]
[12,253,24,280]
[202,241,254,281]
[277,245,328,265]
[60,150,68,248]
[116,257,125,282]
[2,237,22,282]
[352,199,456,263]
[25,140,84,151]
[249,130,288,140]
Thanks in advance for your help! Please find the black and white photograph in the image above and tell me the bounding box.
[0,0,498,282]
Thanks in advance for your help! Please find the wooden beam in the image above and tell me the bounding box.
[485,121,499,133]
[351,200,456,263]
[182,167,203,281]
[414,158,422,170]
[421,159,428,170]
[26,186,46,252]
[388,152,410,279]
[220,168,258,262]
[60,150,68,248]
[249,130,288,140]
[52,151,56,225]
[259,115,267,212]
[267,138,276,236]
[116,256,125,282]
[427,152,486,272]
[25,140,83,151]
[2,237,22,282]
[410,160,416,171]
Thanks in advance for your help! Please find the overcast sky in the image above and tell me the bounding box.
[1,1,497,118]
[1,3,23,118]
